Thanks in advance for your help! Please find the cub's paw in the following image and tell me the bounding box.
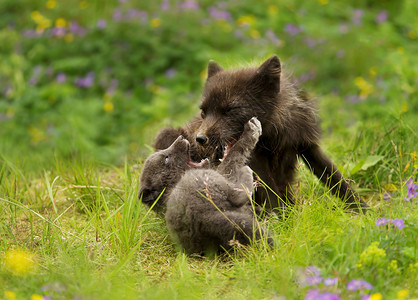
[244,117,262,140]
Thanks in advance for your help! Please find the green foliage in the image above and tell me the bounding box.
[0,0,417,299]
[0,0,417,167]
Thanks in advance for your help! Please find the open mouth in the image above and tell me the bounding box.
[216,139,237,162]
[184,139,208,167]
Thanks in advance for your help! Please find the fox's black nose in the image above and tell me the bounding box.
[196,134,208,145]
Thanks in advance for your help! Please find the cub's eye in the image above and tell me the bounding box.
[200,110,206,119]
[164,156,169,164]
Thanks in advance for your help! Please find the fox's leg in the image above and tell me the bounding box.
[299,144,369,212]
[217,117,262,180]
[201,210,273,252]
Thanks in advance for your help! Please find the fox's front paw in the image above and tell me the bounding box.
[244,117,262,140]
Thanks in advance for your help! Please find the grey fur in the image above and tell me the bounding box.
[139,118,273,255]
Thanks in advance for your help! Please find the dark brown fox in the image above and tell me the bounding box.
[153,55,369,212]
[139,118,272,255]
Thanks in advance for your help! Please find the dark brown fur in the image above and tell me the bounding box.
[140,118,272,255]
[153,56,369,212]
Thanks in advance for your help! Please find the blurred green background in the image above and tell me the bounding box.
[0,0,417,169]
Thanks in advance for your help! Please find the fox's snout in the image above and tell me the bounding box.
[196,134,208,145]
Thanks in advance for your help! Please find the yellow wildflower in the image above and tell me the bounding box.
[151,84,161,94]
[150,18,161,27]
[388,260,401,274]
[397,289,409,299]
[28,126,47,144]
[31,295,44,300]
[3,249,37,275]
[384,183,397,191]
[46,0,56,9]
[318,0,328,5]
[370,293,382,300]
[4,290,17,300]
[79,1,89,9]
[103,102,114,113]
[237,15,256,27]
[354,76,374,99]
[64,33,74,43]
[31,11,42,21]
[217,20,232,33]
[6,108,15,118]
[397,46,404,54]
[358,242,386,268]
[268,5,278,15]
[200,69,207,80]
[408,30,417,39]
[55,18,66,28]
[249,29,260,39]
[369,66,377,77]
[401,103,408,112]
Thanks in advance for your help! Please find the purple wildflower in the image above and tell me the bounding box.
[265,29,280,45]
[179,0,199,11]
[299,266,323,286]
[208,6,231,20]
[375,10,388,24]
[69,22,86,36]
[339,24,349,34]
[323,277,338,286]
[161,0,170,11]
[375,217,390,226]
[29,65,43,85]
[97,19,107,29]
[361,296,370,300]
[305,289,320,300]
[392,218,405,230]
[234,29,244,39]
[305,266,321,276]
[2,85,12,97]
[306,276,323,286]
[352,9,364,25]
[106,78,119,94]
[404,178,417,201]
[337,50,346,59]
[299,71,316,83]
[56,73,67,84]
[346,279,372,291]
[50,27,66,37]
[74,72,95,88]
[305,289,340,300]
[345,95,360,103]
[304,38,317,48]
[284,23,302,36]
[113,8,123,21]
[165,68,177,78]
[127,9,148,22]
[22,29,41,38]
[383,192,392,201]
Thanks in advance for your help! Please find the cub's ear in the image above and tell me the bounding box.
[207,60,224,78]
[153,127,185,150]
[252,55,281,93]
[138,188,160,203]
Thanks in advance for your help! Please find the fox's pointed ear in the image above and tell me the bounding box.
[253,55,281,93]
[207,60,224,78]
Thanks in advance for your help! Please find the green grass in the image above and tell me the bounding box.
[1,0,417,298]
[1,118,417,299]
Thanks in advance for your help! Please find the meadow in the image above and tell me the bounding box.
[0,0,417,299]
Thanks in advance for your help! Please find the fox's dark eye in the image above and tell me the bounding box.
[200,110,206,119]
[164,156,169,164]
